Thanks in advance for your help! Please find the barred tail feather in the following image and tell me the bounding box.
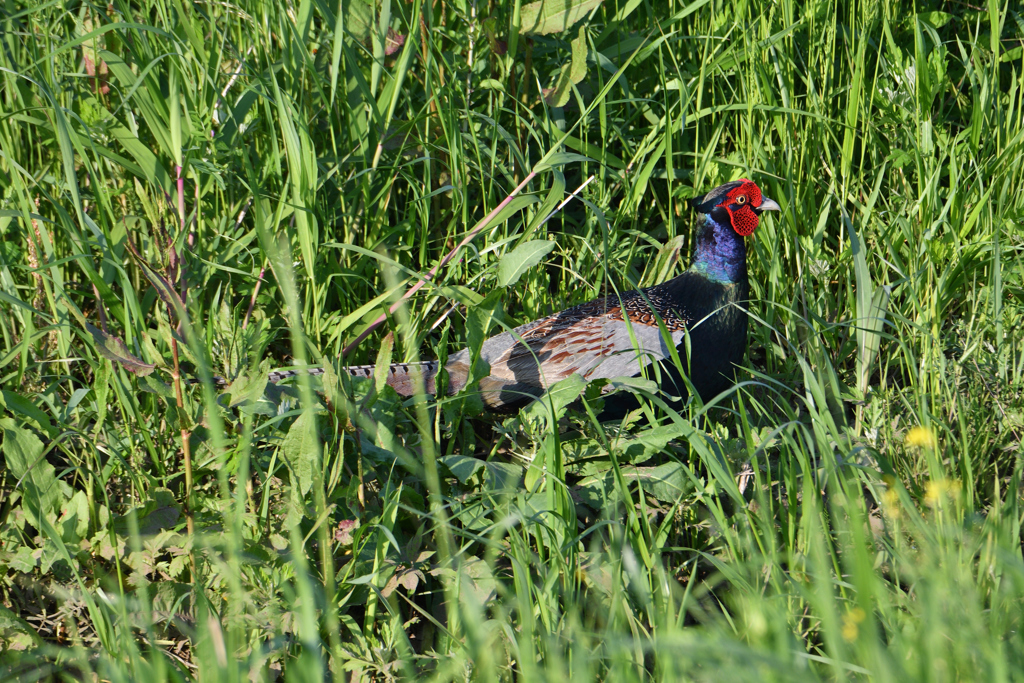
[264,361,444,397]
[376,361,441,396]
[265,367,328,383]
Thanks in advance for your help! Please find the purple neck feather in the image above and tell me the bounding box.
[690,212,747,284]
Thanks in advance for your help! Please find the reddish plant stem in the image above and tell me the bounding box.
[243,266,265,331]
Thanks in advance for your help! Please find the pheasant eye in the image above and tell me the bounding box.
[735,195,746,205]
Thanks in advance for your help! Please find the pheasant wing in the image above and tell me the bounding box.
[492,291,691,388]
[445,288,693,409]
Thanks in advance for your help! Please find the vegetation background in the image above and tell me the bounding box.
[0,0,1022,679]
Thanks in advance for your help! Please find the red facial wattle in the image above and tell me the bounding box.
[717,180,763,237]
[728,205,759,236]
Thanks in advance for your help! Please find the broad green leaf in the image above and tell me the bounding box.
[575,461,691,509]
[2,418,44,482]
[458,556,498,606]
[848,167,889,398]
[0,390,56,438]
[467,290,505,359]
[135,489,181,535]
[916,11,952,28]
[373,332,394,394]
[318,363,351,427]
[441,455,523,491]
[441,454,485,484]
[85,323,156,377]
[544,65,575,108]
[857,284,891,397]
[544,29,589,106]
[110,124,172,192]
[225,363,271,408]
[521,0,603,35]
[533,153,593,172]
[609,423,687,464]
[478,195,540,233]
[140,375,175,398]
[112,489,181,536]
[0,605,41,651]
[519,373,588,429]
[464,290,505,397]
[168,66,181,167]
[58,490,91,542]
[1,418,66,526]
[496,240,556,287]
[525,170,566,234]
[92,359,111,435]
[571,26,589,81]
[438,285,484,307]
[1000,46,1023,63]
[282,411,320,496]
[633,462,691,503]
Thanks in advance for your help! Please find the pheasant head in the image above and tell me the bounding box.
[690,179,781,236]
[688,179,780,283]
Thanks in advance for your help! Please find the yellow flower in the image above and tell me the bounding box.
[842,608,866,642]
[905,426,937,449]
[882,487,901,518]
[924,479,960,507]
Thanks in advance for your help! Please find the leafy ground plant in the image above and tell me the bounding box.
[1,0,1023,680]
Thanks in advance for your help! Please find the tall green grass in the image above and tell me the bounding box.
[0,0,1022,680]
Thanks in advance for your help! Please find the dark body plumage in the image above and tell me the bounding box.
[268,180,779,411]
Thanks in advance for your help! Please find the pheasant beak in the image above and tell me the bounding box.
[757,196,781,213]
